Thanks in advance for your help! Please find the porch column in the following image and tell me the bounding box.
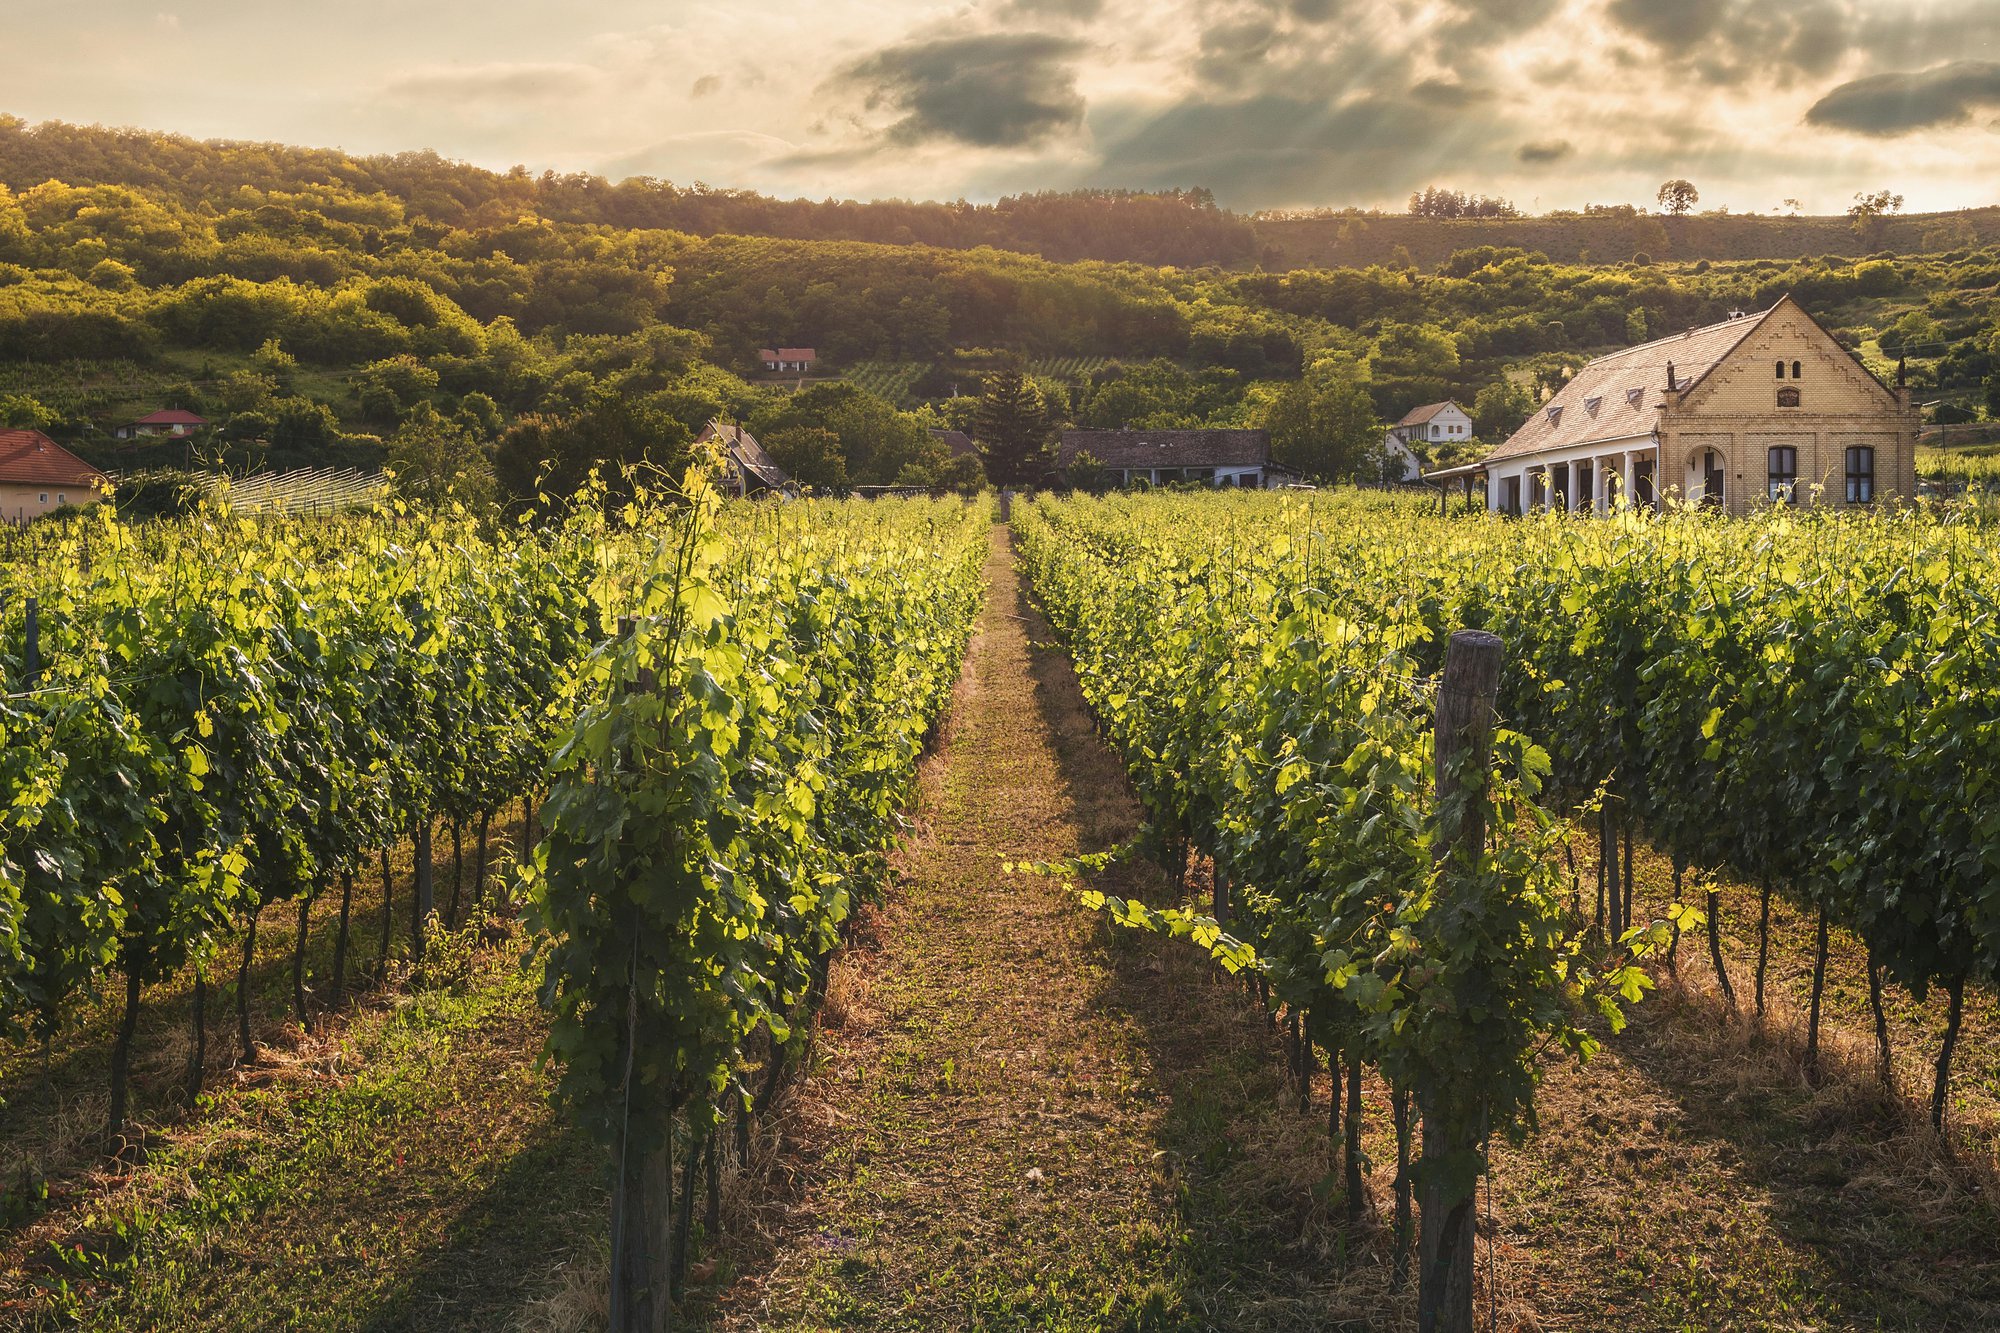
[1622,452,1637,509]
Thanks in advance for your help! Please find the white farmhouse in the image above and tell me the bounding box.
[1383,400,1473,480]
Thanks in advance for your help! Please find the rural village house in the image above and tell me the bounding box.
[1057,428,1297,489]
[1382,400,1472,481]
[697,419,789,497]
[0,429,109,523]
[759,347,816,374]
[112,408,208,440]
[1430,296,1917,516]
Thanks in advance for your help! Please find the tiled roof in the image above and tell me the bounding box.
[1396,400,1464,426]
[701,420,788,489]
[758,348,816,360]
[1057,428,1270,469]
[0,430,108,488]
[930,429,978,459]
[1484,306,1777,464]
[131,408,208,426]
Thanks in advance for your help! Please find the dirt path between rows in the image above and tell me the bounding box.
[711,525,1361,1331]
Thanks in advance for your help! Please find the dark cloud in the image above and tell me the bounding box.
[1516,138,1574,163]
[1195,17,1281,89]
[830,33,1086,148]
[1806,60,2000,135]
[690,74,721,99]
[1092,89,1510,204]
[1437,0,1563,42]
[1605,0,1853,85]
[1604,0,1721,53]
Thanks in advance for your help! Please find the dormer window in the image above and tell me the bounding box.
[1626,387,1644,407]
[1546,405,1563,425]
[1584,396,1602,416]
[1777,386,1801,407]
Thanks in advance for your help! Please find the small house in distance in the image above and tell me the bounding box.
[0,429,109,523]
[1057,428,1294,489]
[697,419,789,497]
[1383,401,1473,481]
[114,408,208,440]
[759,348,816,375]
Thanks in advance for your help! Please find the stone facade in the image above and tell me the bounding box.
[1476,297,1916,517]
[1655,301,1917,514]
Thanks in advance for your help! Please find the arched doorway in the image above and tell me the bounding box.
[1686,446,1725,509]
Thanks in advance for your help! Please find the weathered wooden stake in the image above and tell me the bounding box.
[332,870,354,1006]
[24,596,40,683]
[1417,628,1502,1333]
[1804,903,1830,1083]
[609,616,676,1333]
[237,914,259,1064]
[411,823,434,963]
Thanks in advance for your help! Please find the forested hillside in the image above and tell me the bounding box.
[1256,206,2000,270]
[1,115,1996,493]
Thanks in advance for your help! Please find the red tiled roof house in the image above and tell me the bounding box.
[113,408,209,441]
[0,430,110,523]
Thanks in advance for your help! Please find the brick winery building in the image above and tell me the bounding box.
[1430,296,1918,515]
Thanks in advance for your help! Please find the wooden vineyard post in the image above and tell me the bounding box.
[609,616,675,1333]
[24,595,40,683]
[411,821,434,962]
[1418,628,1503,1333]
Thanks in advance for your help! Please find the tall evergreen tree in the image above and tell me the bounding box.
[972,369,1051,486]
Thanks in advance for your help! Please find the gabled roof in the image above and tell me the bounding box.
[929,428,978,459]
[1484,305,1778,464]
[0,430,109,488]
[131,408,208,426]
[758,347,816,360]
[1058,428,1270,469]
[700,419,788,489]
[1396,400,1466,426]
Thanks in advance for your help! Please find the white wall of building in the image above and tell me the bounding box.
[1483,433,1663,513]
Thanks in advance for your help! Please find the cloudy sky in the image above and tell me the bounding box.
[7,0,1999,213]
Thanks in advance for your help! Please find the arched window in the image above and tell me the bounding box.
[1792,360,1802,379]
[1777,386,1801,407]
[1846,446,1875,503]
[1775,360,1786,379]
[1767,446,1798,503]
